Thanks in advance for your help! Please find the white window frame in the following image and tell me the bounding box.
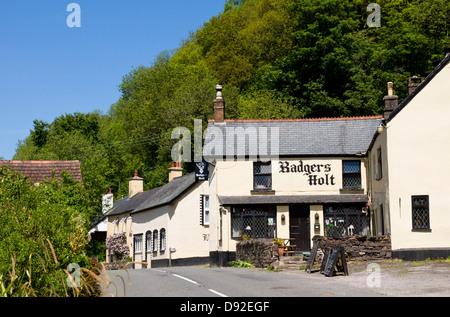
[153,230,158,252]
[203,195,210,225]
[134,234,143,253]
[160,229,166,251]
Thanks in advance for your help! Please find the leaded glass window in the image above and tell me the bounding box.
[412,196,430,230]
[254,162,272,190]
[342,160,361,189]
[231,206,276,239]
[324,205,369,237]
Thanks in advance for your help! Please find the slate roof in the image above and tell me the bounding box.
[132,172,197,214]
[0,160,82,183]
[106,172,198,216]
[219,194,368,205]
[106,187,161,216]
[204,116,382,159]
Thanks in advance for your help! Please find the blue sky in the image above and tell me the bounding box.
[0,1,226,159]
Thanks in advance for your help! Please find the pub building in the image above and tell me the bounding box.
[204,85,382,266]
[205,51,450,265]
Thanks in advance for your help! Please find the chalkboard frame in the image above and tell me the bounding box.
[305,240,319,273]
[323,246,348,277]
[320,247,331,274]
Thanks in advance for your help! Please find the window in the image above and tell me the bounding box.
[120,216,128,233]
[342,161,361,189]
[412,196,430,230]
[160,229,166,251]
[133,234,142,253]
[324,205,369,237]
[202,195,210,225]
[153,230,158,252]
[231,206,276,239]
[253,161,272,190]
[376,148,383,180]
[146,231,152,253]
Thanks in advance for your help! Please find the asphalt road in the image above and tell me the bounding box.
[101,266,384,297]
[101,260,450,299]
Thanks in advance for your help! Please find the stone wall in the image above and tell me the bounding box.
[236,236,392,269]
[235,239,278,268]
[314,235,392,261]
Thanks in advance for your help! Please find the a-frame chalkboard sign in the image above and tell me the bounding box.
[305,240,319,273]
[319,247,331,274]
[322,246,348,277]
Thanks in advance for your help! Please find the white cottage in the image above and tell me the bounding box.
[106,164,210,268]
[368,52,450,260]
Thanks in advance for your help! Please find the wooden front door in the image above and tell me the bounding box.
[289,205,311,252]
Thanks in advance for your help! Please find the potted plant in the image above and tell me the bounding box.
[274,238,284,257]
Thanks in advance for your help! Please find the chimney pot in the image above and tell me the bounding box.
[408,76,424,95]
[387,82,394,96]
[382,82,399,120]
[129,171,143,198]
[169,161,183,182]
[214,84,225,123]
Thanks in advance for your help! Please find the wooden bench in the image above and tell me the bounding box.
[281,238,297,256]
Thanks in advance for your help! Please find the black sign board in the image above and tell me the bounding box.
[195,161,209,181]
[320,248,331,274]
[305,240,319,273]
[323,247,348,277]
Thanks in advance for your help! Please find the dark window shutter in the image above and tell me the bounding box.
[200,195,204,226]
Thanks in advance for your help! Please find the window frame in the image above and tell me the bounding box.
[324,204,370,237]
[133,234,143,254]
[160,228,166,252]
[253,161,272,191]
[152,230,159,252]
[342,160,362,189]
[145,231,152,253]
[376,147,383,180]
[411,195,431,231]
[231,206,276,239]
[203,195,210,225]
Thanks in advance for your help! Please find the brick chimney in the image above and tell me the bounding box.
[408,76,424,95]
[382,82,398,120]
[213,84,225,123]
[169,161,183,182]
[129,170,143,198]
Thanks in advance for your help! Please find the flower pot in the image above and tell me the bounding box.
[278,247,284,257]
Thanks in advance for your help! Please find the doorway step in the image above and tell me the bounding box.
[278,255,306,270]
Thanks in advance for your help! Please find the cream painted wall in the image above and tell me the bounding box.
[310,205,324,239]
[212,157,367,254]
[131,181,210,265]
[277,205,290,239]
[274,158,367,194]
[215,157,367,196]
[385,61,450,251]
[106,213,132,263]
[368,130,391,236]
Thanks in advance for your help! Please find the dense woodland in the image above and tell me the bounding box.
[13,0,450,222]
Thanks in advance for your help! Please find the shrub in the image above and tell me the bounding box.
[0,167,97,296]
[106,232,130,260]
